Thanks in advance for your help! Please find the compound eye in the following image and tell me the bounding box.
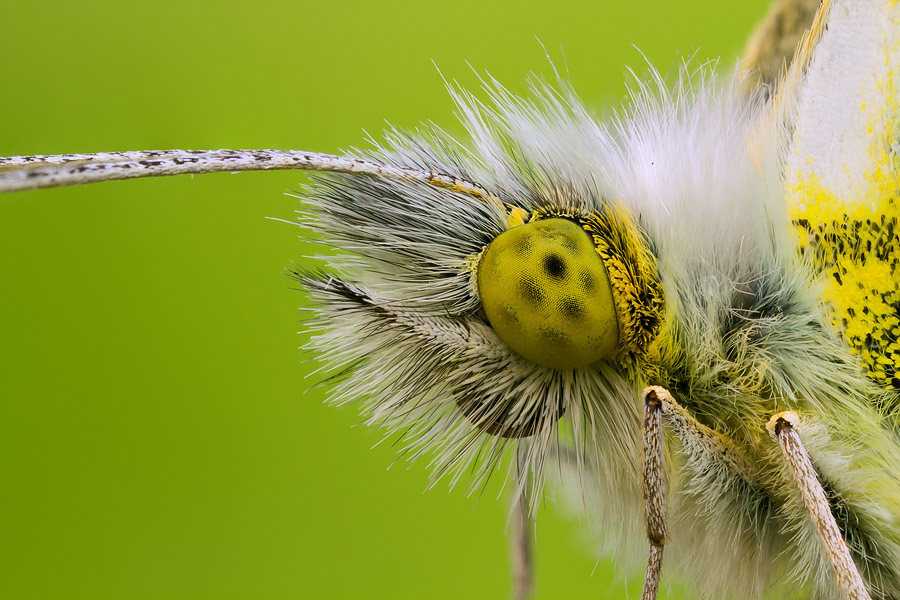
[477,218,619,369]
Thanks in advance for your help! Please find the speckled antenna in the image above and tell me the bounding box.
[0,148,504,211]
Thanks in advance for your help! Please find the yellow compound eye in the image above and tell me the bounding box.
[477,217,619,369]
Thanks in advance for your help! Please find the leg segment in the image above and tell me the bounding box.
[741,0,823,91]
[641,388,667,600]
[640,386,763,600]
[767,412,872,600]
[510,444,533,600]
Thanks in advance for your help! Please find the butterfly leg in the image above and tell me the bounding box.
[742,0,822,91]
[510,443,533,600]
[640,387,668,600]
[640,386,767,600]
[767,412,872,600]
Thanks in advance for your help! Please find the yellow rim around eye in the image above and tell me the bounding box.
[477,218,620,369]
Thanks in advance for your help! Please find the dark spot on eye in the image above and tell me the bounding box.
[539,326,567,341]
[579,271,596,293]
[560,297,584,321]
[561,236,578,252]
[502,306,520,324]
[514,237,533,256]
[544,254,566,279]
[518,278,545,306]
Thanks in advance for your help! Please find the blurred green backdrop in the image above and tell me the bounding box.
[0,1,771,598]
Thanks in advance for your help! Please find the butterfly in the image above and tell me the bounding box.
[0,1,892,600]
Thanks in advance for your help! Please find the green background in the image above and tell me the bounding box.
[0,1,770,598]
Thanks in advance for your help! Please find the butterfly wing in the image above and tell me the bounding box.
[786,0,900,394]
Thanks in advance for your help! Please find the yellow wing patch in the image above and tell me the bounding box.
[791,175,900,389]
